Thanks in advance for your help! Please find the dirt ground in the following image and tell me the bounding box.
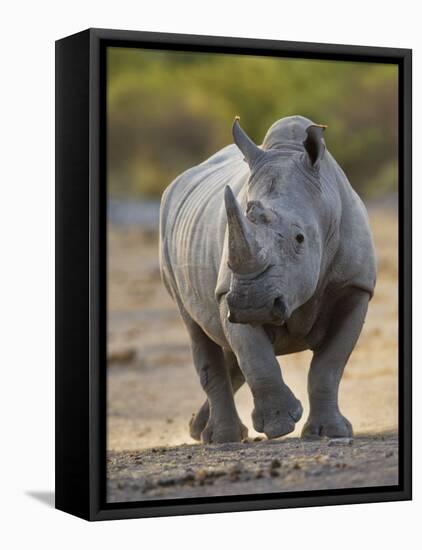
[107,434,398,502]
[107,206,399,502]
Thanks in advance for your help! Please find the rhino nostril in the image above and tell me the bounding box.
[227,310,237,323]
[272,296,287,320]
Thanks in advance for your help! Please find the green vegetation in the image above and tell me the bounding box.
[107,47,398,199]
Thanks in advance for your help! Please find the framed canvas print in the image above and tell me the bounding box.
[55,28,412,521]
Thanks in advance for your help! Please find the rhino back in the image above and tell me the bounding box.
[325,152,377,295]
[160,144,248,333]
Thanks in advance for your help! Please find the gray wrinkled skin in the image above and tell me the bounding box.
[159,115,376,443]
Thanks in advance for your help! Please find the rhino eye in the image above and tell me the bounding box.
[295,233,305,244]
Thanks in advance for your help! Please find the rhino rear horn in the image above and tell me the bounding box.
[232,117,265,169]
[224,185,268,275]
[303,124,327,169]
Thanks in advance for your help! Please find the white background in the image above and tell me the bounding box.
[0,0,419,547]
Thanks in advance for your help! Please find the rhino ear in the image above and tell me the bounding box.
[303,124,327,169]
[232,116,265,169]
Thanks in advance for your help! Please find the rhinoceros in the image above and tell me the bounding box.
[159,115,376,443]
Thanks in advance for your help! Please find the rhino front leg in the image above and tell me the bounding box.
[187,320,247,443]
[302,288,370,438]
[189,351,245,441]
[222,306,303,439]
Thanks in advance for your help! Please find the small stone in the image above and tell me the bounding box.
[229,463,242,474]
[327,438,353,446]
[308,469,323,477]
[195,468,208,482]
[318,454,329,464]
[270,458,281,469]
[158,477,176,487]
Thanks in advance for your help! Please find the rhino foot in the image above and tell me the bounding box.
[252,387,303,439]
[189,401,210,441]
[301,411,353,439]
[201,416,248,444]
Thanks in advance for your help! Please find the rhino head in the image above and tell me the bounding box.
[225,117,328,325]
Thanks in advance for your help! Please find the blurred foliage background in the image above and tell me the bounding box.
[107,47,398,199]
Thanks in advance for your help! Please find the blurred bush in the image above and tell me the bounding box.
[107,48,398,199]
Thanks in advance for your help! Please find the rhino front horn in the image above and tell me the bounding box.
[224,185,268,275]
[232,117,265,168]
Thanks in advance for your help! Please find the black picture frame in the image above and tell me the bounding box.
[55,28,412,521]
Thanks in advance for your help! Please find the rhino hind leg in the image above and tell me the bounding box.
[189,351,246,441]
[185,319,248,444]
[302,288,370,439]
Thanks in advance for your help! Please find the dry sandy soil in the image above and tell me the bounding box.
[107,207,399,502]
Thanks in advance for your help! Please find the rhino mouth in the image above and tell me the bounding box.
[226,292,288,326]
